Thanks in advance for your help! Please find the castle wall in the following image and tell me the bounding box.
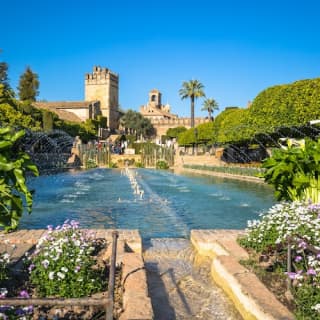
[151,117,208,137]
[62,108,89,121]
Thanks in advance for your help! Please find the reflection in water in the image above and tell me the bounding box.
[24,168,275,239]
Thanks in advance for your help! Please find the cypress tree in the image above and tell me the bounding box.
[18,67,39,101]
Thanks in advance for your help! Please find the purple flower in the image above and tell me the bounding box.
[286,272,298,280]
[24,305,34,314]
[0,305,10,312]
[75,265,81,272]
[15,308,26,315]
[307,268,317,276]
[317,253,320,259]
[298,240,307,250]
[28,264,35,272]
[294,255,303,262]
[19,290,30,298]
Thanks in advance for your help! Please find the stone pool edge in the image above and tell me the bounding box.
[191,229,294,320]
[0,229,154,320]
[174,167,264,184]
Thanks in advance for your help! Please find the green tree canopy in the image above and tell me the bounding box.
[120,109,155,139]
[214,108,252,144]
[0,63,14,104]
[179,80,205,128]
[0,102,41,130]
[247,78,320,135]
[0,62,10,92]
[18,66,39,102]
[166,126,187,139]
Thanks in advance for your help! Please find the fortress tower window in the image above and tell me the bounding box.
[151,95,156,102]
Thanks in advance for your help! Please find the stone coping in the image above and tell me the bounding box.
[177,167,264,183]
[0,229,153,320]
[191,230,294,320]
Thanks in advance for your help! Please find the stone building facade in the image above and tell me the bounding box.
[140,89,207,137]
[140,89,177,121]
[34,66,119,130]
[85,66,119,129]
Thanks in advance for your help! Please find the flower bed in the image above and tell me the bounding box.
[238,201,320,319]
[0,221,121,319]
[183,163,264,177]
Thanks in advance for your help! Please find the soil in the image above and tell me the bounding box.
[1,238,123,320]
[240,249,296,312]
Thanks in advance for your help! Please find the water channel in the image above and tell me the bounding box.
[24,168,274,237]
[24,168,275,319]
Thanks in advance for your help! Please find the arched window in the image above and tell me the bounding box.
[151,95,156,102]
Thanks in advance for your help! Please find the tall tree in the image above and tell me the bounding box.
[120,109,154,138]
[201,98,219,121]
[0,62,10,90]
[179,80,205,128]
[18,67,39,101]
[0,62,14,103]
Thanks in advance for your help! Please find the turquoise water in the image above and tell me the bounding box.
[22,168,275,239]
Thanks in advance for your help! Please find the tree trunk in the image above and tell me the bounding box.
[208,108,212,121]
[191,96,195,128]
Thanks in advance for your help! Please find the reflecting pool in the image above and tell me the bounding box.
[23,168,275,239]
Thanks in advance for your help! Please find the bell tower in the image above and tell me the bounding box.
[148,89,162,109]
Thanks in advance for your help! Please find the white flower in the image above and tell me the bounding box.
[312,304,320,313]
[0,288,8,296]
[61,267,68,273]
[49,272,55,280]
[57,272,65,279]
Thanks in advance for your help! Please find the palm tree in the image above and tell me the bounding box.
[179,80,205,128]
[201,98,219,121]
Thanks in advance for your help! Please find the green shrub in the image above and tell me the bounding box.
[156,160,169,169]
[0,127,39,231]
[260,138,320,203]
[135,161,144,168]
[85,158,97,169]
[109,162,118,168]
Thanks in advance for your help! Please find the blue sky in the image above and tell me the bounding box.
[2,0,320,117]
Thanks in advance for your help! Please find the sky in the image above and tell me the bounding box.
[2,0,320,117]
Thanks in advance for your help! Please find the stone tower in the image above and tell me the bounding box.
[148,89,162,109]
[85,66,119,130]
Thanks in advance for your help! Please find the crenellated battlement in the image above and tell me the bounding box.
[85,66,118,85]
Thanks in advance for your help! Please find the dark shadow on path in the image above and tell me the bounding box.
[145,261,177,320]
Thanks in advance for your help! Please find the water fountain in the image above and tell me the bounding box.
[21,129,75,171]
[221,123,320,164]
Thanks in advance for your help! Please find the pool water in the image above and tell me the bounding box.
[22,168,275,239]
